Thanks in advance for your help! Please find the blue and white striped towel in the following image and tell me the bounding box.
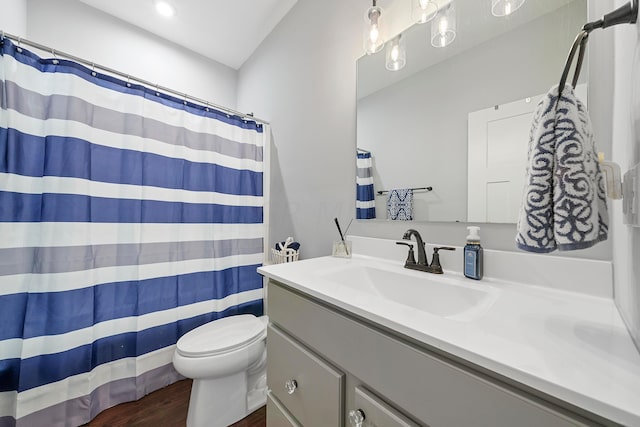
[516,84,608,252]
[387,189,413,221]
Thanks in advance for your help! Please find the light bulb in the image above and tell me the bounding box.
[491,0,526,17]
[369,25,379,44]
[438,17,449,34]
[391,45,399,61]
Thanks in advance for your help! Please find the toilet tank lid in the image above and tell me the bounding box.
[176,314,265,357]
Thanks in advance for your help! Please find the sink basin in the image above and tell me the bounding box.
[318,265,498,320]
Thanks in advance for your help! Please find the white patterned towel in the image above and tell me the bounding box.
[516,84,608,252]
[387,189,413,221]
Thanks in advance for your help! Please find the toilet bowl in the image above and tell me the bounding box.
[172,314,268,427]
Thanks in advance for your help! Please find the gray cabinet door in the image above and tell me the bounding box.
[267,392,301,427]
[267,324,344,427]
[350,386,421,427]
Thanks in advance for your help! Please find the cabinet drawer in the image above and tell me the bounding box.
[267,324,344,427]
[350,386,420,427]
[267,392,301,427]
[268,281,598,427]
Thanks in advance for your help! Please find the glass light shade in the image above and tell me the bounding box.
[431,4,456,48]
[412,0,438,24]
[385,35,406,71]
[491,0,526,17]
[363,4,385,55]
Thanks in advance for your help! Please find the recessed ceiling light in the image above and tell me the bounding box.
[154,0,176,17]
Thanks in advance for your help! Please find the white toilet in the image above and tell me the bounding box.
[172,314,268,427]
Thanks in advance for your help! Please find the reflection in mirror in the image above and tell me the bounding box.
[356,0,587,224]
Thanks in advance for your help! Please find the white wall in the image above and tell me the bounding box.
[237,1,365,259]
[611,0,640,349]
[0,0,27,36]
[26,0,238,109]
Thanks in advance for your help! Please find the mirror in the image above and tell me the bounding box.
[356,0,587,223]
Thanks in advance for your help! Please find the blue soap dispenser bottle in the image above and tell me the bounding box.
[464,226,483,280]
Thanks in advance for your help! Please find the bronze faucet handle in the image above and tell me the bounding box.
[429,246,456,274]
[396,242,416,266]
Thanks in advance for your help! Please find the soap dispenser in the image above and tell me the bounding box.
[464,226,483,280]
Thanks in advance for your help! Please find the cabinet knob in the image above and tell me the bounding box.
[348,409,366,427]
[284,379,298,394]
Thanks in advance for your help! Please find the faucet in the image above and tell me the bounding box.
[396,229,456,274]
[401,229,429,270]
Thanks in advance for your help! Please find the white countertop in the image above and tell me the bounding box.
[259,253,640,426]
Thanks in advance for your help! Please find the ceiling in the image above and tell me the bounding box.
[78,0,298,70]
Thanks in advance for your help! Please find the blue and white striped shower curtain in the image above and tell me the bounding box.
[0,38,265,427]
[356,152,376,219]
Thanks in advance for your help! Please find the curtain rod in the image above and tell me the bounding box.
[0,31,269,125]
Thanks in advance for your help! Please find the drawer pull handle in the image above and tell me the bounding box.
[348,409,366,427]
[284,379,298,394]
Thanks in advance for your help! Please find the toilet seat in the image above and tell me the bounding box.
[177,314,265,358]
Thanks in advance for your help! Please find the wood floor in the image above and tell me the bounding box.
[83,379,266,427]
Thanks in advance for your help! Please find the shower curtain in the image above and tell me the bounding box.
[0,38,265,427]
[356,152,376,219]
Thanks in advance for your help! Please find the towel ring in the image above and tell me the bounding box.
[558,30,588,94]
[559,0,639,94]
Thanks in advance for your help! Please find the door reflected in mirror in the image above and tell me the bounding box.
[356,0,586,223]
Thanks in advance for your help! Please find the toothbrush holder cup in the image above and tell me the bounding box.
[332,240,352,258]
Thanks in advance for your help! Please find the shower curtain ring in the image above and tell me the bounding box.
[183,93,188,105]
[205,101,210,112]
[16,37,22,52]
[51,48,59,65]
[91,62,97,77]
[126,75,131,87]
[155,83,160,96]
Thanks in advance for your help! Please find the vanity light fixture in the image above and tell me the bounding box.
[491,0,526,17]
[364,0,385,55]
[385,34,406,71]
[431,3,456,48]
[154,0,176,18]
[413,0,438,24]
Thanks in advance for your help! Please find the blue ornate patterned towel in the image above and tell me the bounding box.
[516,84,608,252]
[387,189,413,221]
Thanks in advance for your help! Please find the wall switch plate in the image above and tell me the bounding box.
[623,163,640,226]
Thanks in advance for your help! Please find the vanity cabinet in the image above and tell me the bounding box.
[266,280,608,427]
